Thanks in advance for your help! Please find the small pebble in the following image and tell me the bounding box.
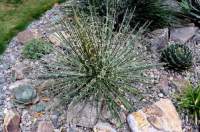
[158,93,164,98]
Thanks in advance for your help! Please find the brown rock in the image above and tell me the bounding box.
[36,79,55,93]
[157,76,169,96]
[37,121,54,132]
[3,110,21,132]
[148,28,169,52]
[66,102,98,127]
[48,31,69,46]
[170,27,198,43]
[16,29,42,44]
[171,77,190,92]
[11,61,32,80]
[127,99,182,132]
[93,122,116,132]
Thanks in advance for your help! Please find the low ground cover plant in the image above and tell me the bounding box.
[22,39,52,60]
[40,11,156,121]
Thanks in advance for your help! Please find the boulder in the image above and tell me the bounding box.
[93,122,116,132]
[16,29,42,44]
[37,121,54,132]
[13,85,38,105]
[147,28,169,52]
[127,99,182,132]
[170,27,198,43]
[3,110,21,132]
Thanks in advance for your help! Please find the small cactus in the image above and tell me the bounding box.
[161,43,193,70]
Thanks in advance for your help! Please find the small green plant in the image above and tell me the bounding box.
[178,83,200,126]
[39,11,156,121]
[22,39,52,60]
[161,43,193,70]
[179,0,200,26]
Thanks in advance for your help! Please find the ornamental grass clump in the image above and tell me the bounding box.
[78,0,177,30]
[40,11,155,120]
[178,84,200,126]
[161,43,193,70]
[179,0,200,26]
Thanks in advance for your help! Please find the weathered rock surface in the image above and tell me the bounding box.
[48,31,69,46]
[171,77,190,92]
[170,27,198,43]
[9,79,31,90]
[148,28,169,52]
[37,121,54,132]
[93,122,116,132]
[32,103,46,112]
[36,79,55,93]
[3,110,21,132]
[16,29,42,44]
[11,61,32,80]
[66,102,98,127]
[127,99,182,132]
[13,85,38,105]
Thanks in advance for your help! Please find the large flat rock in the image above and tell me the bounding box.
[170,27,198,43]
[127,99,182,132]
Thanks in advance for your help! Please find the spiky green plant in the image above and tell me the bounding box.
[179,0,200,26]
[22,39,52,60]
[77,0,177,29]
[161,43,193,70]
[39,11,156,121]
[178,83,200,126]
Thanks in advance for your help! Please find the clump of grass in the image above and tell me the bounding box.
[22,39,52,60]
[78,0,177,30]
[179,0,200,26]
[178,83,200,126]
[39,10,156,121]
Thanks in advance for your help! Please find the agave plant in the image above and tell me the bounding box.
[161,43,193,70]
[39,11,155,121]
[179,0,200,26]
[178,83,200,126]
